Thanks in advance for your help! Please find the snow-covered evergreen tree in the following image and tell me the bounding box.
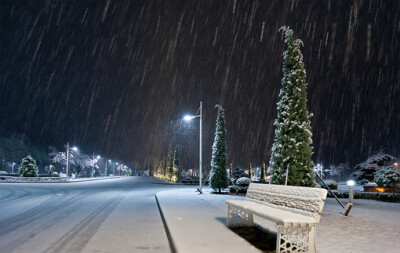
[374,166,400,187]
[166,152,174,181]
[269,26,315,187]
[353,151,396,183]
[171,146,180,183]
[18,155,38,177]
[210,105,228,193]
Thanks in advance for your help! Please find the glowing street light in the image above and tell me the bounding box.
[347,180,355,204]
[184,115,197,121]
[183,101,203,192]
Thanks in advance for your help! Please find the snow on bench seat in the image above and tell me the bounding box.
[226,183,327,253]
[226,199,317,225]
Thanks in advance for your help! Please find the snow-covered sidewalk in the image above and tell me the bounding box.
[156,187,400,253]
[156,188,261,253]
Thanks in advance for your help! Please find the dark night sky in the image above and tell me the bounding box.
[1,0,399,170]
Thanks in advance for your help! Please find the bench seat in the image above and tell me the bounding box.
[226,199,317,225]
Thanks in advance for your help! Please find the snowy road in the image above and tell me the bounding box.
[0,177,186,253]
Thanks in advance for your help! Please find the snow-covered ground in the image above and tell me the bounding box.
[195,188,400,253]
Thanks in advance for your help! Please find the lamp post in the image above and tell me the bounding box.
[66,144,78,177]
[11,162,16,174]
[347,180,355,204]
[66,142,70,176]
[106,159,111,176]
[183,101,203,192]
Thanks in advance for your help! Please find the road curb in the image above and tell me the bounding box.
[155,194,177,253]
[0,176,123,183]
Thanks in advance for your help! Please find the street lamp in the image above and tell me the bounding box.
[66,143,79,177]
[347,180,355,204]
[183,101,203,192]
[11,162,16,174]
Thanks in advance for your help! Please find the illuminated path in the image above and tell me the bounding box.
[0,177,187,253]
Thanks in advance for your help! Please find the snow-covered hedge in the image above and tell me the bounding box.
[328,190,399,202]
[374,167,400,187]
[2,177,66,183]
[236,177,252,186]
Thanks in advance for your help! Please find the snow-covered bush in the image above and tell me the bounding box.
[320,179,338,190]
[374,167,400,187]
[18,155,38,177]
[236,177,252,186]
[171,175,178,183]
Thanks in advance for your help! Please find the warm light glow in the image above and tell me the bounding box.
[375,187,385,193]
[394,162,399,167]
[184,115,196,121]
[347,180,355,186]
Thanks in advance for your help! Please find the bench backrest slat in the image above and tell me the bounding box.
[246,183,327,220]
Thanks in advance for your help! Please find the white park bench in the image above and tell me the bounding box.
[226,183,327,253]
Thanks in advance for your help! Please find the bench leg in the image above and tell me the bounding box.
[308,225,316,253]
[227,204,253,227]
[276,224,313,253]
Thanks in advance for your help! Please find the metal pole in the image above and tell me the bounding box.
[349,185,354,204]
[320,163,323,179]
[105,159,107,176]
[199,101,203,192]
[12,162,15,174]
[66,142,70,177]
[315,173,346,209]
[285,164,289,186]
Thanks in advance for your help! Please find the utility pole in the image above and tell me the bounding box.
[199,101,203,191]
[105,159,108,176]
[66,142,70,177]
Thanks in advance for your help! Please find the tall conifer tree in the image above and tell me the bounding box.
[167,151,174,181]
[210,105,228,193]
[172,146,180,182]
[269,27,315,187]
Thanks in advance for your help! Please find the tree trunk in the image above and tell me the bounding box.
[218,188,221,194]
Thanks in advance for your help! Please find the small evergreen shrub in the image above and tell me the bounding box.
[236,177,252,186]
[18,156,39,177]
[374,167,400,187]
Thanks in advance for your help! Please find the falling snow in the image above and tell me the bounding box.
[0,1,399,170]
